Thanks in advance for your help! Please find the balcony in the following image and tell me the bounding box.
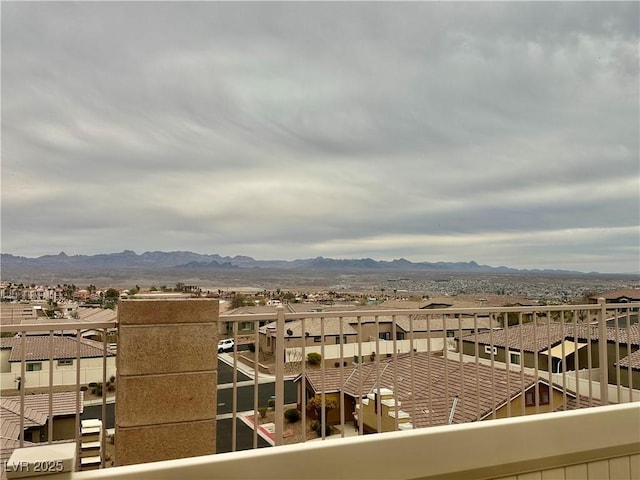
[2,299,639,479]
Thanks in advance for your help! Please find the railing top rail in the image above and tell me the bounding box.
[0,321,116,333]
[220,302,640,322]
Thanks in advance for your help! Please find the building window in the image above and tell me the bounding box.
[446,330,455,338]
[335,335,348,344]
[314,336,321,343]
[396,332,405,341]
[240,322,252,331]
[509,351,521,365]
[484,345,497,355]
[26,362,42,372]
[525,384,550,407]
[267,336,271,347]
[58,359,73,366]
[378,332,390,340]
[540,384,550,405]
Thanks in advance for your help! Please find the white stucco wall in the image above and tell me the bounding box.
[1,356,116,389]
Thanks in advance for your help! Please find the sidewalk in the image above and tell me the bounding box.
[218,353,278,383]
[240,412,275,446]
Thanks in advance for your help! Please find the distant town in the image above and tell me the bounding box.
[2,270,639,315]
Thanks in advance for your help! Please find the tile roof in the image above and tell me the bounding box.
[616,349,640,371]
[396,315,494,333]
[459,323,640,353]
[0,399,47,429]
[261,318,358,337]
[572,324,640,345]
[298,365,358,394]
[0,336,114,361]
[14,391,84,417]
[76,308,117,322]
[0,392,83,466]
[0,304,38,326]
[301,352,602,429]
[590,288,640,301]
[342,353,539,427]
[459,323,568,353]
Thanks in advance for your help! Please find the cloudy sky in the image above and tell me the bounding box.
[2,2,638,273]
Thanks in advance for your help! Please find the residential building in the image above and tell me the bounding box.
[4,299,640,480]
[589,288,640,304]
[1,391,83,467]
[296,352,599,433]
[458,322,640,388]
[0,336,116,389]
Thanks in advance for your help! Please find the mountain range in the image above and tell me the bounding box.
[0,250,585,275]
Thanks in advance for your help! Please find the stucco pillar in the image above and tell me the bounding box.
[115,298,218,466]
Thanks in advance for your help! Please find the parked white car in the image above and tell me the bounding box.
[218,338,234,353]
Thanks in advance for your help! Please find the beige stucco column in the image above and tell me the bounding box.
[115,298,218,466]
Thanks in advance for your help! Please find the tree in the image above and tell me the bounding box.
[104,288,119,300]
[231,293,251,309]
[282,291,296,302]
[307,395,337,422]
[307,352,322,365]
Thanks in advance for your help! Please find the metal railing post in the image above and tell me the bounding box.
[597,298,608,404]
[275,306,285,446]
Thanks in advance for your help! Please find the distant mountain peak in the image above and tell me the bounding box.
[0,250,590,275]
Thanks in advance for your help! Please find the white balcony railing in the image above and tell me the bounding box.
[218,299,639,448]
[2,300,639,479]
[0,321,116,473]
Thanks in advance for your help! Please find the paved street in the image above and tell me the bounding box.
[217,380,297,414]
[216,418,270,453]
[217,358,252,384]
[83,357,298,453]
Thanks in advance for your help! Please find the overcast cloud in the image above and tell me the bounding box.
[2,2,638,273]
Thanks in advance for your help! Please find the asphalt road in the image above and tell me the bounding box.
[217,358,252,385]
[216,418,270,453]
[217,380,298,414]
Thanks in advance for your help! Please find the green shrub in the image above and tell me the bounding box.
[307,352,321,366]
[284,409,300,423]
[310,421,320,433]
[92,382,103,397]
[258,407,267,418]
[267,399,275,409]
